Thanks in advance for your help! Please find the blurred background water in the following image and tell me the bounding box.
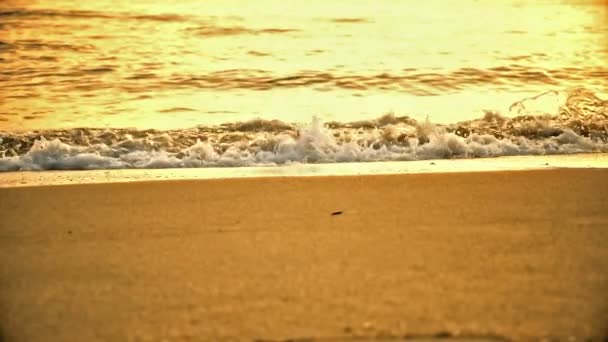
[1,0,607,130]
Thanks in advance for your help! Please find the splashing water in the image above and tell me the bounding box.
[1,88,607,171]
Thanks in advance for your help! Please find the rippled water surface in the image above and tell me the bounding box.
[1,0,608,170]
[1,0,607,130]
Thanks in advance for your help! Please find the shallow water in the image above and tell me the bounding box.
[1,1,607,170]
[2,153,607,188]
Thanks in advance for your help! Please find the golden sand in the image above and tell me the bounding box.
[1,161,607,341]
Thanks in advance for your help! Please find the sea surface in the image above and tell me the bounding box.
[0,0,607,170]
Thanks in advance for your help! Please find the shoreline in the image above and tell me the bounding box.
[1,164,607,341]
[1,153,607,188]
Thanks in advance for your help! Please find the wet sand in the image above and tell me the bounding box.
[1,164,608,341]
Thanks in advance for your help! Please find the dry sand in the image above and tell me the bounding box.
[1,158,608,341]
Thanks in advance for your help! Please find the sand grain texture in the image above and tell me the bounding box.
[1,168,608,341]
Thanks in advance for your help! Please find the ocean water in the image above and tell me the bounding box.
[0,0,607,170]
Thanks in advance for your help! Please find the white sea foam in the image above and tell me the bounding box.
[0,118,606,171]
[1,88,607,171]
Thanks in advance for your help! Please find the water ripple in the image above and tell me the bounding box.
[0,9,190,22]
[149,67,608,94]
[1,65,606,95]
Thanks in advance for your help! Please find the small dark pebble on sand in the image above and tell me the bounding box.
[434,331,453,338]
[331,211,343,216]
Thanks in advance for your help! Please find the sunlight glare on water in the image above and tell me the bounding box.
[0,0,607,129]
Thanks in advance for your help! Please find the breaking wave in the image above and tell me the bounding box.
[1,88,607,171]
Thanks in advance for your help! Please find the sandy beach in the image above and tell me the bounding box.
[1,158,608,341]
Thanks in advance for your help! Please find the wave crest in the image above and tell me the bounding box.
[1,88,607,171]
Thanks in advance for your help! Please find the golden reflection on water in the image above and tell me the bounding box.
[0,0,607,130]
